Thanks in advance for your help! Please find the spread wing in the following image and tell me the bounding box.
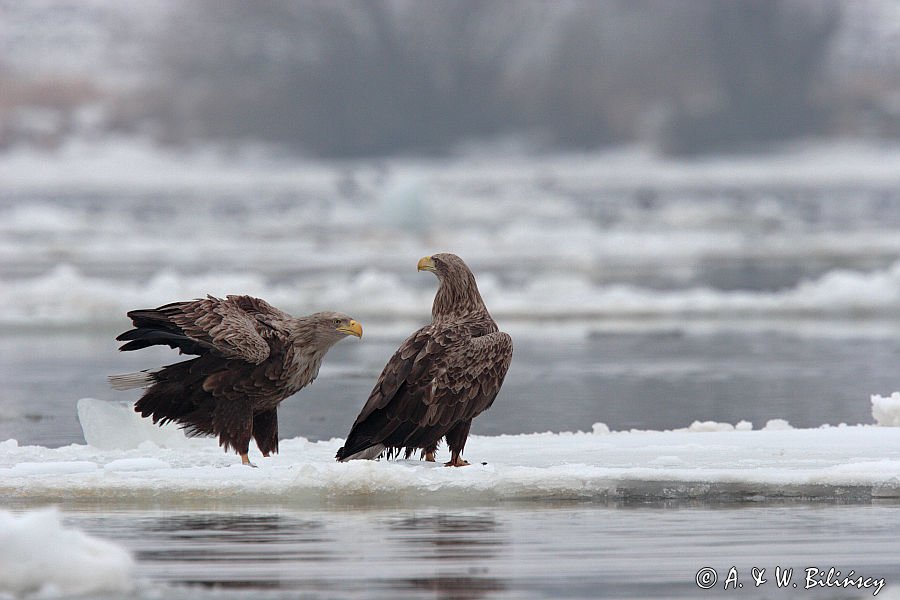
[336,324,512,460]
[117,295,275,364]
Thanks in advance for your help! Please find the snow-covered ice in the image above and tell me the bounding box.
[1,398,899,506]
[3,138,900,192]
[0,508,133,598]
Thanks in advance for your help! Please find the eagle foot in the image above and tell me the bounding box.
[444,457,471,467]
[240,453,258,468]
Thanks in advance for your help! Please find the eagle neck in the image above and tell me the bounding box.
[432,271,488,322]
[289,318,340,355]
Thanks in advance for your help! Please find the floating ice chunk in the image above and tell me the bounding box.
[688,421,735,432]
[0,508,133,597]
[77,398,199,450]
[1,397,899,504]
[591,422,610,435]
[872,393,900,427]
[9,257,900,328]
[763,419,793,430]
[2,422,899,505]
[1,203,85,233]
[686,420,754,432]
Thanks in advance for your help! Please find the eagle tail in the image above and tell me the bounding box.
[107,369,156,390]
[335,443,385,462]
[130,359,210,430]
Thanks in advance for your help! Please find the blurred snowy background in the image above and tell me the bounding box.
[2,0,900,445]
[5,5,900,597]
[2,0,899,155]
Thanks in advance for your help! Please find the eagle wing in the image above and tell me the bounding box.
[348,325,434,427]
[337,324,512,459]
[119,295,275,364]
[430,331,513,425]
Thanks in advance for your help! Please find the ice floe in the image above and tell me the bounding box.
[872,393,900,427]
[6,260,900,330]
[0,398,898,506]
[0,508,133,598]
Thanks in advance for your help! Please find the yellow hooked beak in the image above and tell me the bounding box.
[417,255,436,273]
[337,320,363,338]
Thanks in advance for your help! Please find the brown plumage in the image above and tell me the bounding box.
[109,295,362,466]
[336,254,512,466]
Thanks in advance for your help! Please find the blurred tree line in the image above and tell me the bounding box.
[12,0,898,157]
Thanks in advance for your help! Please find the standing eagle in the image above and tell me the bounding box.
[109,295,362,466]
[336,254,512,466]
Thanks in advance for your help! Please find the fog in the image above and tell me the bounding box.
[1,0,898,157]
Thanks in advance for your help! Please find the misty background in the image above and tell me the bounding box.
[3,6,900,598]
[3,0,900,446]
[1,0,898,157]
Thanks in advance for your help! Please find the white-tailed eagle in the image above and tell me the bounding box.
[336,253,512,466]
[109,295,362,466]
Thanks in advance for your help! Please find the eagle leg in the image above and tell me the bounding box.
[253,409,279,457]
[444,453,470,467]
[444,419,473,467]
[422,442,438,462]
[213,401,255,466]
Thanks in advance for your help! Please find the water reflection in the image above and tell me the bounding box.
[97,510,513,597]
[49,505,900,599]
[400,576,506,600]
[130,512,335,590]
[384,513,507,599]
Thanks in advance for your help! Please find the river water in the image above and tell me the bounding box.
[1,503,890,599]
[3,146,900,598]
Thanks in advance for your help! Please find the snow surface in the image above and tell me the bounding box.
[1,398,899,506]
[0,508,133,598]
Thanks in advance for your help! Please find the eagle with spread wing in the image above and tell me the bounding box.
[109,295,362,466]
[336,253,512,466]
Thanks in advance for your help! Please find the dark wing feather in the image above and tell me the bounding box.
[335,326,438,459]
[253,409,279,455]
[348,325,434,427]
[431,331,512,424]
[336,325,512,460]
[120,296,273,364]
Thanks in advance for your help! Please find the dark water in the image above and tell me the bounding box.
[22,503,896,599]
[1,326,898,448]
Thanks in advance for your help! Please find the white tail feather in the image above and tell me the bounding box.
[108,370,155,391]
[340,444,385,461]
